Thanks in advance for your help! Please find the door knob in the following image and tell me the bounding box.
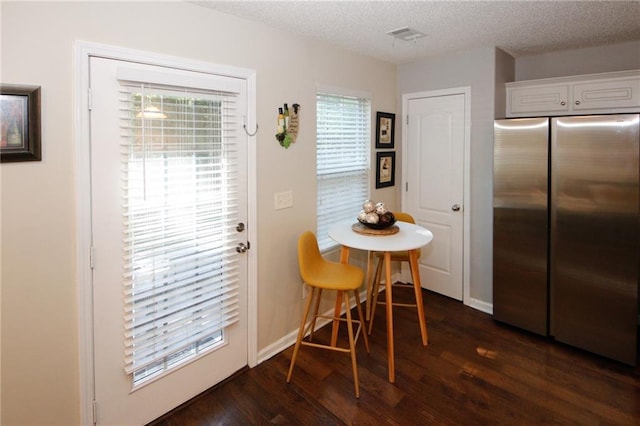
[236,222,245,232]
[236,242,248,253]
[452,204,461,212]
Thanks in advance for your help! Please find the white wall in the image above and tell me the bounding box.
[397,46,501,307]
[0,2,396,424]
[495,48,516,119]
[515,40,640,80]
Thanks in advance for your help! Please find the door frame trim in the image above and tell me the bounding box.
[401,86,471,306]
[74,41,258,425]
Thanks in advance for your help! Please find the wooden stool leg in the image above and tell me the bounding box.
[344,290,360,398]
[367,257,384,335]
[309,288,323,341]
[353,289,370,353]
[365,250,375,320]
[287,286,316,382]
[331,290,343,347]
[332,246,349,346]
[409,250,428,346]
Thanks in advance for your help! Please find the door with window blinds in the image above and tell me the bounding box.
[89,57,248,425]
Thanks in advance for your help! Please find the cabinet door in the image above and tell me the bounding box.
[508,84,569,115]
[573,77,640,111]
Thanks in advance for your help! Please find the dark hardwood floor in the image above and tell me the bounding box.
[149,287,640,425]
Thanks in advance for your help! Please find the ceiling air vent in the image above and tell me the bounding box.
[386,27,426,41]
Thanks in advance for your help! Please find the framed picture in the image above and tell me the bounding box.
[375,111,395,149]
[375,151,395,188]
[1,84,41,163]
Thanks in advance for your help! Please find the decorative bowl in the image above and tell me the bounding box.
[357,216,397,230]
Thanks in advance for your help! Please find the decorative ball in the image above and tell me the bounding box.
[375,202,387,215]
[379,211,396,225]
[357,210,368,222]
[363,200,375,213]
[365,212,379,224]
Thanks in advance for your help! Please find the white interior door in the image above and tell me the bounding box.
[89,56,249,425]
[403,91,466,301]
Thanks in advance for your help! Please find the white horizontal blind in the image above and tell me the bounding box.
[316,92,371,250]
[119,81,241,376]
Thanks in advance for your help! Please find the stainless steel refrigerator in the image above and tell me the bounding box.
[493,114,639,365]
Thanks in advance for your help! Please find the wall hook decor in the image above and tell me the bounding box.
[275,103,300,149]
[242,115,259,136]
[243,123,259,136]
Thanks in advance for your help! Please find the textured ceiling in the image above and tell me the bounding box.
[193,0,640,64]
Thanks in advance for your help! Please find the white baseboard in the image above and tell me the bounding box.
[257,328,300,364]
[466,297,493,315]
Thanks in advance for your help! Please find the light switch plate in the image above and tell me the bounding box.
[274,190,293,210]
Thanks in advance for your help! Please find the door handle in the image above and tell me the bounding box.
[451,204,461,212]
[236,242,248,253]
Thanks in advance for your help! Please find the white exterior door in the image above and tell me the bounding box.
[89,56,249,425]
[403,90,467,301]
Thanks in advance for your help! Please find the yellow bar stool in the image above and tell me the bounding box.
[287,231,370,398]
[368,212,425,338]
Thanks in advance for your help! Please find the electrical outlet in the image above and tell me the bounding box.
[274,190,293,210]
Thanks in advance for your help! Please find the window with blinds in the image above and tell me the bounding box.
[119,81,241,385]
[316,91,371,250]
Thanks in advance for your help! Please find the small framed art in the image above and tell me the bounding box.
[1,84,41,163]
[375,111,395,149]
[375,151,395,188]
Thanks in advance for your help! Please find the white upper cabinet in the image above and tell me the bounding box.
[508,84,569,115]
[572,77,640,111]
[506,70,640,117]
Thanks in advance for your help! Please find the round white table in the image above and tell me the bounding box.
[328,220,433,383]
